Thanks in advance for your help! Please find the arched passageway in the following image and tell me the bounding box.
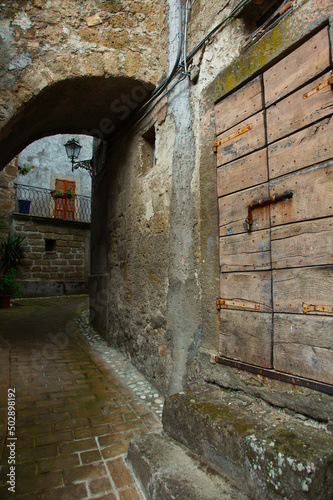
[0,0,165,169]
[0,76,154,170]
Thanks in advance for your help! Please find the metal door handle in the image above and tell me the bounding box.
[246,191,293,231]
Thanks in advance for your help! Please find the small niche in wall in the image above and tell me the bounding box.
[140,125,156,175]
[45,239,56,253]
[237,0,291,47]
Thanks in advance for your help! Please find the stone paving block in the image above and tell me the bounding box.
[35,412,69,424]
[110,420,145,434]
[14,470,63,496]
[80,449,102,464]
[17,443,58,462]
[98,430,134,448]
[107,456,135,489]
[35,429,73,446]
[88,475,113,495]
[54,417,89,431]
[63,462,107,484]
[94,494,116,500]
[101,440,131,459]
[38,453,81,473]
[13,462,37,477]
[0,297,163,498]
[39,482,88,500]
[74,424,110,439]
[59,437,97,455]
[18,406,50,417]
[16,423,53,436]
[118,485,142,500]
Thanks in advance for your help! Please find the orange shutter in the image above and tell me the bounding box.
[54,179,76,220]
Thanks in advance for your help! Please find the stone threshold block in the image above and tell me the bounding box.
[162,385,333,500]
[128,432,249,499]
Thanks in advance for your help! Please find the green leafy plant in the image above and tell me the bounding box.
[51,189,65,199]
[51,188,76,199]
[66,188,76,199]
[0,234,26,274]
[18,162,35,175]
[0,269,21,297]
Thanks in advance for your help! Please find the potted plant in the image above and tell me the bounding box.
[51,188,76,199]
[51,189,65,199]
[18,162,35,176]
[66,188,76,199]
[0,233,25,306]
[0,234,26,274]
[0,269,21,307]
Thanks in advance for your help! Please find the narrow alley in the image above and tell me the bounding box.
[0,296,162,499]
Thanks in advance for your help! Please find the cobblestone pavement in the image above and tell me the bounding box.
[75,310,165,420]
[0,296,163,499]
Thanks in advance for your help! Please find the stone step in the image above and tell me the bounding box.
[162,384,333,500]
[128,432,249,500]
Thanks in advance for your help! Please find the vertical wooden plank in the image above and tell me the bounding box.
[264,27,330,106]
[219,309,272,367]
[268,116,333,179]
[215,76,263,136]
[217,149,268,197]
[216,111,266,166]
[266,70,333,144]
[274,314,333,385]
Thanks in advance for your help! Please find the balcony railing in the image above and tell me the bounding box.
[14,184,91,223]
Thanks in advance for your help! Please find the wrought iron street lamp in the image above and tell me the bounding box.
[64,138,93,176]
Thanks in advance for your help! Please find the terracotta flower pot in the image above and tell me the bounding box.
[0,295,11,308]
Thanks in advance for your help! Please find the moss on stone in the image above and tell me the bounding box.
[205,2,320,105]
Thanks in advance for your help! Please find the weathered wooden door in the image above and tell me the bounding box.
[215,28,333,385]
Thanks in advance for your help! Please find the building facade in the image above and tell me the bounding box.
[0,134,93,296]
[0,0,332,419]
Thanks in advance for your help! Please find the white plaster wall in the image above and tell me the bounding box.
[16,134,93,196]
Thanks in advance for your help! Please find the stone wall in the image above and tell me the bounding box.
[13,215,90,297]
[90,0,333,421]
[1,0,332,419]
[0,0,167,169]
[0,158,16,234]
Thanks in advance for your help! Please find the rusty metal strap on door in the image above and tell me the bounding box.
[246,191,293,231]
[303,74,333,99]
[303,302,333,315]
[216,298,260,311]
[215,356,333,395]
[213,124,252,152]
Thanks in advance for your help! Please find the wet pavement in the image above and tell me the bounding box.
[0,296,162,499]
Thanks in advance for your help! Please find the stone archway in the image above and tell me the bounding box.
[0,75,155,169]
[0,0,166,169]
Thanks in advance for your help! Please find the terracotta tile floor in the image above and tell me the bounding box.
[0,297,162,499]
